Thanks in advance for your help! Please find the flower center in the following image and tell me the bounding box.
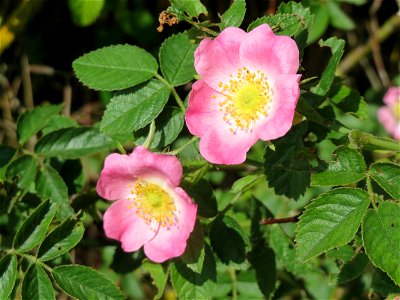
[392,103,400,121]
[217,67,272,133]
[129,179,178,229]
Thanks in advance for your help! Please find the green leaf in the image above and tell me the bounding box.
[171,244,216,300]
[236,271,264,298]
[17,104,63,145]
[328,84,364,114]
[35,164,74,220]
[371,269,400,297]
[100,79,170,134]
[68,0,104,27]
[37,217,84,261]
[13,200,56,252]
[42,115,79,136]
[6,155,37,190]
[170,0,207,18]
[231,174,262,193]
[210,215,250,264]
[306,2,329,44]
[311,146,366,186]
[0,145,16,180]
[370,163,400,200]
[183,179,218,218]
[181,221,205,273]
[296,188,370,261]
[73,44,158,91]
[159,33,197,86]
[331,252,369,284]
[362,202,400,285]
[134,107,184,149]
[311,37,345,96]
[35,127,116,159]
[142,260,168,300]
[264,123,310,199]
[248,14,303,36]
[22,264,55,300]
[249,242,276,298]
[0,255,17,300]
[220,0,246,30]
[328,1,355,30]
[52,265,125,300]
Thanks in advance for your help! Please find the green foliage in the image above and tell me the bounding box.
[52,265,125,300]
[369,163,400,199]
[220,0,246,30]
[159,32,197,86]
[170,0,207,18]
[21,264,55,300]
[142,260,168,300]
[13,200,56,252]
[328,1,355,30]
[35,127,116,158]
[0,255,17,300]
[311,146,366,186]
[73,45,158,91]
[362,202,400,285]
[296,188,370,261]
[17,104,63,145]
[332,252,369,284]
[6,154,37,190]
[68,0,104,27]
[100,79,170,134]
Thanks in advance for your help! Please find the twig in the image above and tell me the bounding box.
[260,214,300,225]
[63,81,72,116]
[338,14,400,74]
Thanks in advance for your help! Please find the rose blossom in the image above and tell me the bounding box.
[185,24,301,164]
[96,146,197,263]
[377,87,400,140]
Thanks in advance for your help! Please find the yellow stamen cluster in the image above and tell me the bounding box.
[128,179,178,230]
[215,67,272,133]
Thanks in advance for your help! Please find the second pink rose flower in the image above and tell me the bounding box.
[185,24,301,164]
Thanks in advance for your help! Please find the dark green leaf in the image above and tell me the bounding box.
[0,145,15,180]
[0,255,17,300]
[362,202,400,285]
[52,265,125,300]
[331,252,369,284]
[171,244,216,300]
[210,215,250,264]
[306,2,329,44]
[170,0,207,18]
[311,146,366,186]
[328,1,355,30]
[159,33,197,86]
[35,127,116,159]
[311,37,345,96]
[248,13,306,37]
[73,44,158,91]
[13,200,56,252]
[181,221,205,273]
[329,84,363,113]
[134,107,184,149]
[371,269,400,297]
[142,260,168,300]
[264,123,310,199]
[22,264,55,300]
[249,242,276,298]
[182,179,217,218]
[296,188,370,261]
[236,271,264,298]
[37,218,84,261]
[100,79,170,134]
[35,164,73,220]
[42,115,79,136]
[370,163,400,200]
[6,155,38,190]
[220,0,246,30]
[68,0,104,27]
[17,104,63,145]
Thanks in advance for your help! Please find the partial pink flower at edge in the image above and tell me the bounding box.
[377,87,400,140]
[185,24,301,164]
[96,146,197,263]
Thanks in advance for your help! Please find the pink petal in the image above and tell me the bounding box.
[144,187,197,263]
[256,74,301,141]
[96,153,134,201]
[377,106,399,140]
[240,24,299,77]
[185,80,222,137]
[103,199,156,252]
[129,146,183,187]
[383,87,400,105]
[195,27,247,91]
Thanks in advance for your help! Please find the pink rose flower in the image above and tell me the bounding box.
[185,24,301,164]
[377,87,400,140]
[96,146,197,263]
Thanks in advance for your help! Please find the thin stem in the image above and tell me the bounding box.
[366,175,378,209]
[260,214,300,225]
[183,18,219,37]
[116,141,126,154]
[165,136,198,155]
[155,74,186,113]
[349,129,400,152]
[228,267,238,300]
[143,121,156,149]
